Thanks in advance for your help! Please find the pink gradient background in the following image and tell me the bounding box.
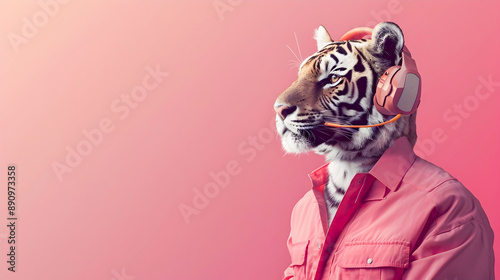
[0,0,498,279]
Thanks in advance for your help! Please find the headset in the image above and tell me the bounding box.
[324,27,421,128]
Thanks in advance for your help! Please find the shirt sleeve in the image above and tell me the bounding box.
[283,230,294,280]
[283,266,294,280]
[402,220,494,279]
[402,180,495,279]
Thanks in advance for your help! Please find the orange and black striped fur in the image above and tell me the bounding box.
[274,22,417,225]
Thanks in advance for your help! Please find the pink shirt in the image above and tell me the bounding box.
[283,137,495,280]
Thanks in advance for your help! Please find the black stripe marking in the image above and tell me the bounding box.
[320,95,335,112]
[327,95,338,107]
[325,190,341,208]
[356,76,368,97]
[349,113,368,125]
[336,46,347,55]
[319,95,329,110]
[314,59,320,73]
[327,199,340,208]
[335,186,346,195]
[354,59,365,72]
[323,94,338,114]
[335,85,350,97]
[356,47,367,61]
[354,49,378,107]
[344,70,352,81]
[338,101,363,112]
[330,54,339,64]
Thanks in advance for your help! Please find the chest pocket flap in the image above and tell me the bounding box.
[337,241,410,268]
[291,240,310,266]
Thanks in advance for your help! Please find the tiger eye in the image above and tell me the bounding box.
[331,75,341,84]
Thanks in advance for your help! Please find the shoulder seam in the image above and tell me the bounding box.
[414,177,458,192]
[420,178,461,227]
[425,178,464,206]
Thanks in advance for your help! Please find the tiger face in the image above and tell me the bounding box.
[274,22,417,160]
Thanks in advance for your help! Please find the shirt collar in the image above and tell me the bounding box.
[308,162,329,190]
[308,137,417,193]
[368,137,417,192]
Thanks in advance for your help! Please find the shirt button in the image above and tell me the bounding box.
[317,242,321,249]
[357,179,362,184]
[367,258,373,264]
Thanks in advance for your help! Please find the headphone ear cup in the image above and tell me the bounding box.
[374,66,401,115]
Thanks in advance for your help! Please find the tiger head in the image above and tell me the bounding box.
[274,22,417,161]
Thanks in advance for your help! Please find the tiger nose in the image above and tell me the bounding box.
[274,104,297,120]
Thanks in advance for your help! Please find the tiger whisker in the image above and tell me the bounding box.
[294,32,304,62]
[306,130,316,143]
[286,43,302,69]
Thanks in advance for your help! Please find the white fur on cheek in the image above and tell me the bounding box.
[276,115,312,154]
[281,132,311,154]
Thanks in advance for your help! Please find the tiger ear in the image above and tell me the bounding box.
[369,22,404,59]
[314,25,333,51]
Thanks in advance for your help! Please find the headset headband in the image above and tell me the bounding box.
[339,27,373,41]
[338,26,413,66]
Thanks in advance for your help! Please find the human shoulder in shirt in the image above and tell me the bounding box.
[404,156,494,243]
[275,22,495,279]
